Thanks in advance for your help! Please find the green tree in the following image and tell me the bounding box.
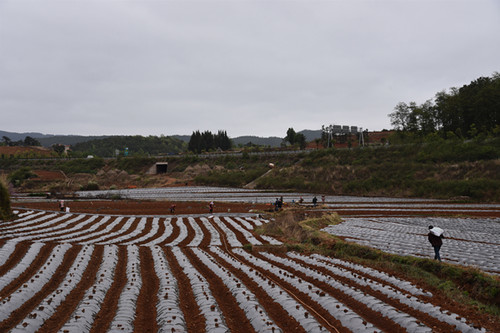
[296,133,307,149]
[52,144,66,156]
[285,128,297,145]
[24,136,41,146]
[390,73,500,139]
[214,130,232,151]
[2,136,12,146]
[188,131,202,154]
[201,131,214,152]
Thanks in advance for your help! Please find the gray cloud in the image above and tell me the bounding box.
[1,0,499,137]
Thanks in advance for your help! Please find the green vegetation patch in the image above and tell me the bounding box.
[59,158,105,175]
[8,167,36,187]
[0,175,13,220]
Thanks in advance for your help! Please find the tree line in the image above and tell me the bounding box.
[1,136,41,147]
[188,130,232,154]
[389,73,500,138]
[71,135,186,157]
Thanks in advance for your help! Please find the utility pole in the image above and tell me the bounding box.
[359,128,365,147]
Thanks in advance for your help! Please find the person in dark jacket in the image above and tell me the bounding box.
[428,225,445,261]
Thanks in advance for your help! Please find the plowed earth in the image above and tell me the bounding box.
[0,200,498,332]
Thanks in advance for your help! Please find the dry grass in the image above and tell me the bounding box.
[257,209,341,245]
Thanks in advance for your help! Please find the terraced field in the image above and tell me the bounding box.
[0,207,495,332]
[324,217,500,275]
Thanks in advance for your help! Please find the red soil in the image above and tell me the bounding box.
[1,200,498,332]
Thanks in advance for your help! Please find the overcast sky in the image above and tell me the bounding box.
[1,0,499,138]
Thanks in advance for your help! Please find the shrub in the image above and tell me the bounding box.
[0,175,13,220]
[80,181,100,191]
[8,167,36,187]
[113,156,156,174]
[60,158,105,174]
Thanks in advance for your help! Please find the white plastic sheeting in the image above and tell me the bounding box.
[60,245,119,332]
[151,246,186,332]
[171,247,228,332]
[0,243,71,322]
[143,218,173,246]
[11,245,94,331]
[108,245,141,331]
[187,217,204,247]
[210,246,326,332]
[200,218,222,247]
[193,248,280,332]
[0,242,45,288]
[212,217,241,247]
[234,248,381,333]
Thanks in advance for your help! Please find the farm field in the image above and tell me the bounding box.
[324,217,500,275]
[2,189,500,332]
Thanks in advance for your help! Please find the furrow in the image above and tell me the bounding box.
[65,216,122,243]
[223,217,262,246]
[151,245,186,332]
[0,212,54,230]
[143,218,173,246]
[171,247,229,332]
[187,217,204,247]
[0,242,47,294]
[93,217,137,245]
[169,218,188,246]
[209,246,323,333]
[123,217,160,245]
[78,216,127,244]
[59,245,118,332]
[291,252,482,332]
[0,214,75,237]
[0,243,71,322]
[211,217,242,247]
[28,215,100,242]
[192,247,280,332]
[0,240,19,267]
[108,245,141,331]
[200,217,222,246]
[8,245,94,332]
[233,248,381,333]
[102,217,146,245]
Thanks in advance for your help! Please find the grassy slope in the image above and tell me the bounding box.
[193,138,500,201]
[2,137,499,201]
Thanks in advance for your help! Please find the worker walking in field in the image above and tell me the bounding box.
[209,201,215,214]
[59,200,65,212]
[428,225,445,262]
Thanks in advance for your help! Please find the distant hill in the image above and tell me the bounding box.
[0,130,110,147]
[176,130,322,148]
[38,135,110,147]
[172,135,191,143]
[299,129,322,142]
[0,130,52,142]
[1,129,324,149]
[231,136,284,147]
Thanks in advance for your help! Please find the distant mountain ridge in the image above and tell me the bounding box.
[1,129,322,148]
[0,130,52,141]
